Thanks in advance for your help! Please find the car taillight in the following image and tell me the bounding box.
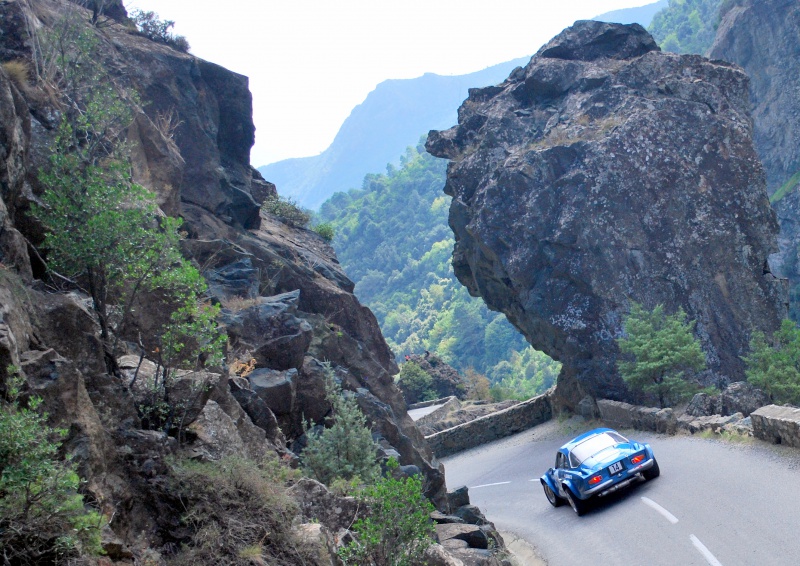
[631,454,645,465]
[588,474,602,485]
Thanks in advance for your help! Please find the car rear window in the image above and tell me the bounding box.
[569,432,627,465]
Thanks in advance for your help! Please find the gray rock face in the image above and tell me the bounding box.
[427,21,786,408]
[709,0,800,312]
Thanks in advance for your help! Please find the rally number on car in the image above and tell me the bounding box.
[608,461,624,474]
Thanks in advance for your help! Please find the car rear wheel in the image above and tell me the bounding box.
[564,486,588,516]
[543,482,563,507]
[643,458,660,480]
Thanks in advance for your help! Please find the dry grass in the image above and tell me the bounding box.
[2,60,31,90]
[167,454,310,565]
[220,296,261,311]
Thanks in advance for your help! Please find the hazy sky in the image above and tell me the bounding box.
[128,1,654,167]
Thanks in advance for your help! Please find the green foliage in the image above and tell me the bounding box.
[33,13,223,428]
[262,193,312,228]
[338,459,435,566]
[301,367,380,486]
[318,142,559,396]
[0,374,104,563]
[168,454,310,565]
[743,320,800,406]
[130,9,190,51]
[396,362,435,404]
[617,303,707,407]
[648,0,723,54]
[312,221,335,242]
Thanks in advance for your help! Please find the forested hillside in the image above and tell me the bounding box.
[318,143,559,398]
[648,0,724,54]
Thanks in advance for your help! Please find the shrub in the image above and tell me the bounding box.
[168,454,309,565]
[464,367,492,401]
[0,373,104,563]
[743,319,800,406]
[130,9,190,52]
[338,459,435,566]
[301,366,380,486]
[396,361,435,404]
[617,302,706,407]
[313,222,335,242]
[261,194,312,228]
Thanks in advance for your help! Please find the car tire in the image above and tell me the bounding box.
[543,482,564,507]
[564,486,588,516]
[643,458,660,480]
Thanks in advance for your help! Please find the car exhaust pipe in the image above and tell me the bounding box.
[598,476,639,497]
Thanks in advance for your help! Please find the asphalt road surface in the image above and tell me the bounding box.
[408,404,444,421]
[441,418,800,566]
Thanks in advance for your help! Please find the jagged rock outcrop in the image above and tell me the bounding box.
[427,21,786,409]
[0,0,450,559]
[709,0,800,311]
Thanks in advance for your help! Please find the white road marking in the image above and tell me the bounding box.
[471,481,511,489]
[690,534,724,566]
[640,497,679,524]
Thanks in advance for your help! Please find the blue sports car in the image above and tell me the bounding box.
[540,427,659,516]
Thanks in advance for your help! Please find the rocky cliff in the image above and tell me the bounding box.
[0,0,451,560]
[427,21,786,409]
[709,0,800,314]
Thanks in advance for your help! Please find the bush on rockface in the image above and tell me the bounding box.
[396,361,435,405]
[617,303,707,408]
[338,459,435,566]
[130,9,190,52]
[744,319,800,406]
[261,194,312,228]
[0,372,104,564]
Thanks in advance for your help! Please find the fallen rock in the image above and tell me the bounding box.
[436,523,489,550]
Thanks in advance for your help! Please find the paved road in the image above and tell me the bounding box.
[442,419,800,566]
[408,404,444,421]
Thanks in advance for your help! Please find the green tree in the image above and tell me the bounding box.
[0,373,103,563]
[743,319,800,406]
[617,303,706,407]
[301,368,380,486]
[318,142,554,399]
[32,15,223,381]
[649,0,723,55]
[396,362,435,404]
[338,459,435,566]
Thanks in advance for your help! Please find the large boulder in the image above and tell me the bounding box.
[427,21,786,409]
[220,291,313,371]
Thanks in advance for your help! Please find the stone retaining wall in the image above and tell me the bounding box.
[750,405,800,447]
[413,396,461,428]
[598,399,752,436]
[426,393,552,457]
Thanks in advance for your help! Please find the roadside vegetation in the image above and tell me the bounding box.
[617,302,707,407]
[319,142,559,401]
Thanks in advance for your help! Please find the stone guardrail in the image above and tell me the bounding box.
[597,399,752,436]
[408,397,455,410]
[425,393,552,458]
[750,405,800,448]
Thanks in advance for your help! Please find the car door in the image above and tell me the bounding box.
[553,452,568,497]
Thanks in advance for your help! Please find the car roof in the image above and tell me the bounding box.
[559,427,619,454]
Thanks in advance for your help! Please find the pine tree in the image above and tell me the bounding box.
[617,303,706,407]
[301,366,380,485]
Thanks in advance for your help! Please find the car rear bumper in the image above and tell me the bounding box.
[583,457,655,498]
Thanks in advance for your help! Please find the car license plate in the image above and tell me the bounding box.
[608,461,624,474]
